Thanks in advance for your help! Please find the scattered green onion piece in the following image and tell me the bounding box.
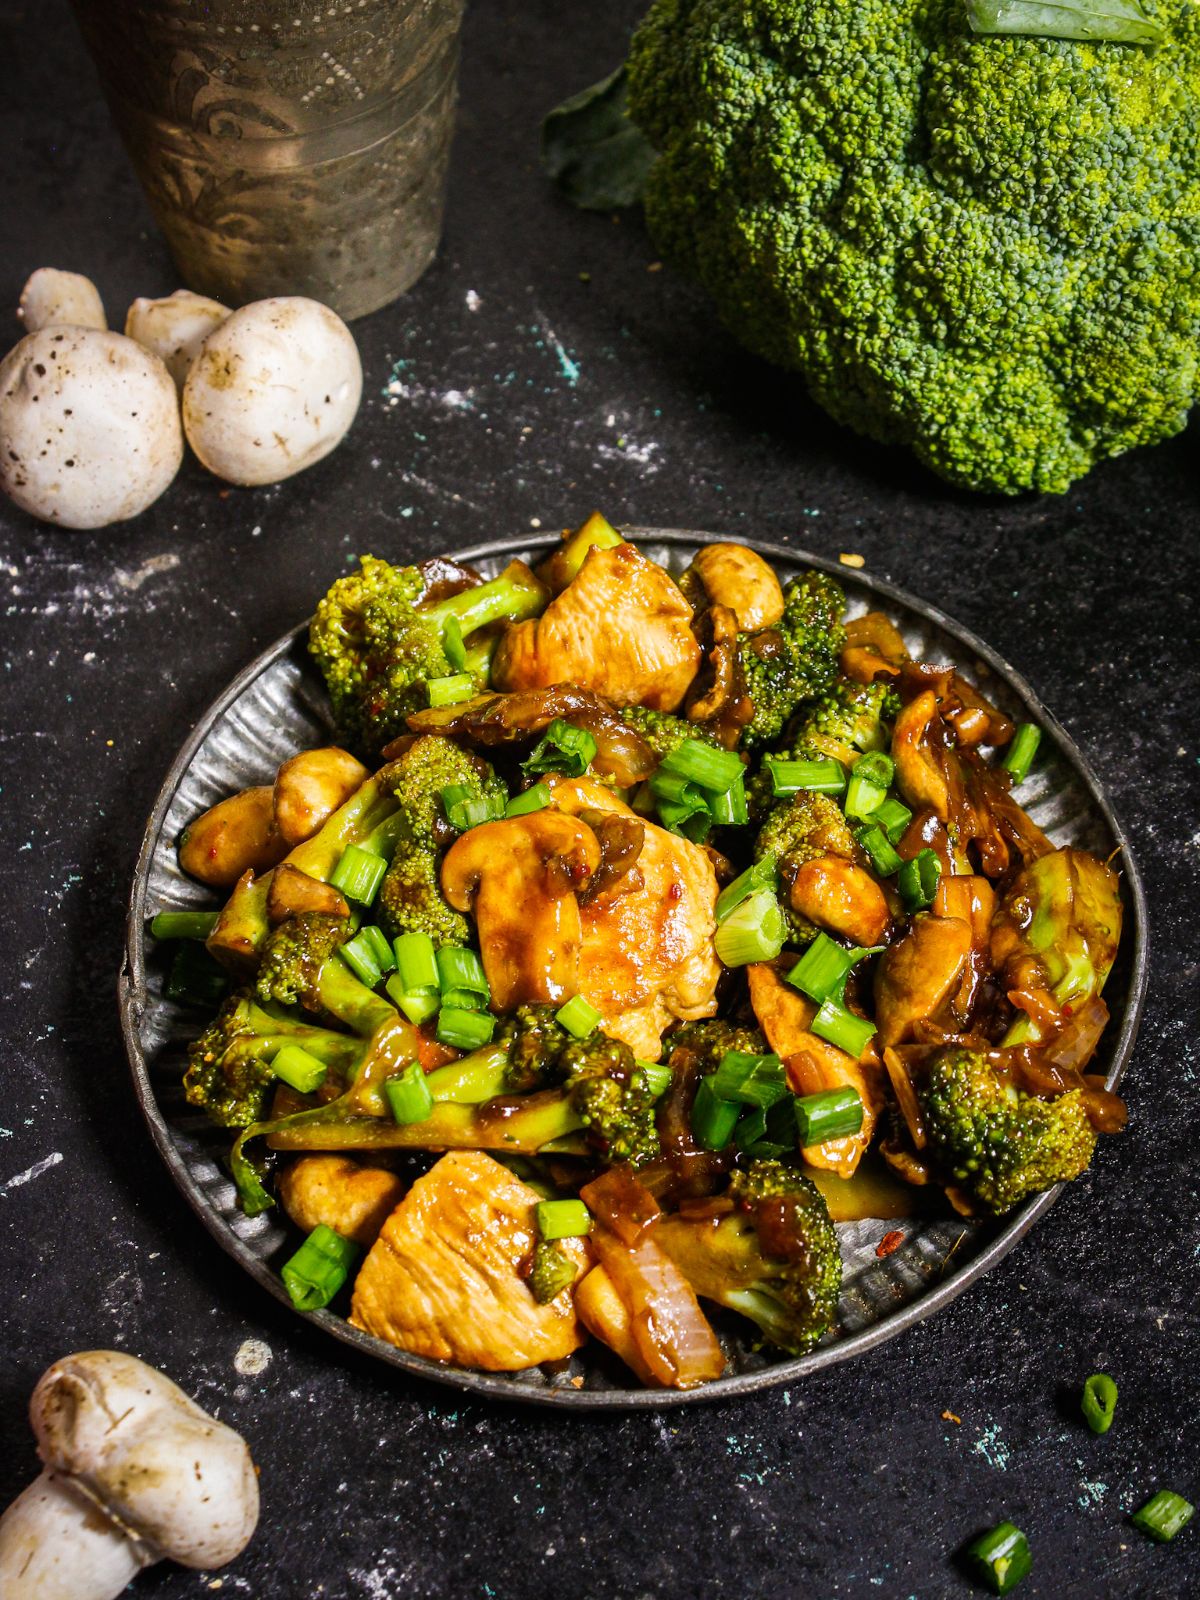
[394,931,439,994]
[556,994,601,1038]
[149,910,219,942]
[713,889,786,967]
[436,1007,496,1050]
[873,796,913,844]
[763,756,846,797]
[794,1086,864,1146]
[636,1059,673,1098]
[855,821,904,877]
[897,847,942,912]
[281,1224,359,1312]
[505,783,552,818]
[659,739,744,795]
[1132,1491,1194,1543]
[654,787,713,842]
[650,769,705,807]
[853,751,895,788]
[436,945,489,1003]
[426,673,475,707]
[440,783,503,832]
[329,843,387,907]
[384,974,440,1026]
[733,1104,769,1150]
[742,1096,798,1158]
[524,718,599,777]
[1003,722,1042,785]
[965,1522,1032,1595]
[164,942,229,1008]
[708,772,749,827]
[442,615,467,672]
[1082,1372,1118,1435]
[715,855,779,925]
[535,1198,592,1240]
[691,1078,740,1151]
[439,989,484,1013]
[270,1044,328,1095]
[786,934,881,1005]
[810,999,876,1058]
[710,1050,787,1107]
[339,926,393,987]
[384,1062,435,1125]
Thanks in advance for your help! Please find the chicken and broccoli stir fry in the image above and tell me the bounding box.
[155,516,1127,1389]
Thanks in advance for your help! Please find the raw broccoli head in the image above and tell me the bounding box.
[560,1032,661,1167]
[655,1159,842,1355]
[920,1046,1099,1214]
[738,572,845,752]
[790,678,900,768]
[495,1003,574,1093]
[627,0,1200,494]
[375,735,508,946]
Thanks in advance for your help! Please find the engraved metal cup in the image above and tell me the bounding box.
[69,0,465,320]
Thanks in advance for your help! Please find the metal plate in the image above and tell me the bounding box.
[119,530,1148,1409]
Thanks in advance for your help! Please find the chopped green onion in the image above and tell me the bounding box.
[965,1522,1032,1595]
[149,910,219,942]
[855,822,904,877]
[1132,1491,1194,1542]
[281,1224,359,1312]
[339,925,395,987]
[713,889,787,967]
[636,1058,673,1098]
[524,719,599,777]
[691,1078,740,1150]
[810,999,876,1058]
[505,783,553,817]
[426,673,475,707]
[440,783,503,832]
[708,773,749,827]
[873,796,913,843]
[844,753,894,821]
[715,855,780,925]
[384,974,440,1026]
[656,793,713,842]
[659,739,744,795]
[442,615,467,672]
[556,994,601,1038]
[384,1062,435,1124]
[787,934,881,1005]
[710,1050,787,1107]
[535,1198,592,1240]
[763,757,846,797]
[270,1044,328,1095]
[733,1105,769,1151]
[394,931,439,994]
[329,843,387,906]
[1082,1372,1118,1435]
[794,1086,864,1145]
[164,942,229,1008]
[436,1007,496,1050]
[650,769,705,807]
[740,1095,797,1158]
[1003,722,1042,785]
[442,988,489,1012]
[436,945,489,1003]
[853,751,895,788]
[897,847,942,912]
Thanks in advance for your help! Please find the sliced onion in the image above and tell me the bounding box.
[580,1168,661,1246]
[883,1046,927,1150]
[590,1225,726,1388]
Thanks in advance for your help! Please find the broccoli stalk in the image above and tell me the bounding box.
[654,1159,842,1355]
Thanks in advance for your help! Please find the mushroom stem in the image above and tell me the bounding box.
[0,1470,150,1600]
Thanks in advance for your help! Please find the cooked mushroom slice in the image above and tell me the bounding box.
[178,785,287,887]
[265,862,351,925]
[272,747,370,848]
[349,1151,588,1368]
[688,542,785,630]
[278,1155,404,1248]
[493,542,702,711]
[840,611,909,683]
[874,913,974,1046]
[441,810,601,1009]
[891,690,950,821]
[789,855,891,947]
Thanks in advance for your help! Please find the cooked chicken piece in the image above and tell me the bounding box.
[492,544,701,712]
[873,913,973,1045]
[747,962,883,1178]
[441,811,601,1009]
[277,1155,404,1249]
[273,747,369,848]
[689,542,784,631]
[892,690,949,821]
[349,1152,588,1369]
[545,777,721,1059]
[789,856,891,946]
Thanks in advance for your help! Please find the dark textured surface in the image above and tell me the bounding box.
[0,1,1197,1596]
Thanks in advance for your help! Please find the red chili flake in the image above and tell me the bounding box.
[1061,1002,1074,1017]
[876,1229,905,1258]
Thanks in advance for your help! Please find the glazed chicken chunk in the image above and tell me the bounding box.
[349,1152,588,1369]
[492,543,702,711]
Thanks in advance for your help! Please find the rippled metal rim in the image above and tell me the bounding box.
[120,529,1149,1409]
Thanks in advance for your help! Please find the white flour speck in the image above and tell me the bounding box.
[234,1338,272,1377]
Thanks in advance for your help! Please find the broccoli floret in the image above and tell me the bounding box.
[627,0,1200,495]
[754,791,857,941]
[184,993,366,1128]
[559,1033,660,1167]
[920,1046,1100,1214]
[255,912,398,1039]
[619,705,724,764]
[664,1018,768,1075]
[310,555,547,754]
[375,735,508,946]
[655,1159,842,1355]
[789,679,899,768]
[495,1004,573,1092]
[738,572,845,753]
[529,1240,579,1304]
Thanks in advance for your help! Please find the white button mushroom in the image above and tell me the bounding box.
[0,327,183,528]
[0,1350,260,1600]
[18,268,107,333]
[182,295,363,486]
[125,289,231,391]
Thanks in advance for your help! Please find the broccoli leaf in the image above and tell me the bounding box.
[966,0,1164,46]
[541,66,655,211]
